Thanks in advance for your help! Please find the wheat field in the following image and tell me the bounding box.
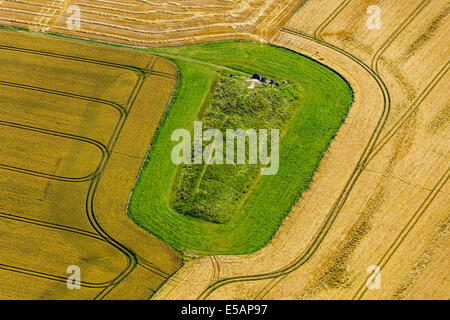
[0,29,181,299]
[0,0,448,300]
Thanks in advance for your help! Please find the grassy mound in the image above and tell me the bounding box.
[128,41,353,257]
[171,74,299,223]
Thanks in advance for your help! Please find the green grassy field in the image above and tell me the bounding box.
[171,73,299,224]
[128,41,353,257]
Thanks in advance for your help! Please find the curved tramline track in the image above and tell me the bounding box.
[367,61,450,163]
[0,263,113,288]
[196,30,390,299]
[264,13,445,301]
[263,1,446,300]
[193,0,447,300]
[0,50,141,292]
[0,43,176,80]
[0,36,180,298]
[353,168,449,299]
[195,23,389,303]
[0,78,127,151]
[0,78,127,115]
[84,70,146,300]
[0,211,104,240]
[0,120,109,182]
[85,67,181,299]
[313,0,352,41]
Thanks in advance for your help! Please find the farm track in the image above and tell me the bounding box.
[369,0,431,73]
[138,260,171,279]
[76,63,179,299]
[195,0,447,300]
[0,37,179,298]
[197,34,389,302]
[256,41,449,300]
[265,12,447,301]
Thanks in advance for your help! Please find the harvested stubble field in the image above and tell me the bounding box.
[0,29,181,299]
[0,0,448,300]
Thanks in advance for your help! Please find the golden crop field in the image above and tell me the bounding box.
[0,0,303,45]
[0,29,181,299]
[0,0,448,301]
[153,1,450,300]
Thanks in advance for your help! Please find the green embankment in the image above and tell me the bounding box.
[128,41,353,257]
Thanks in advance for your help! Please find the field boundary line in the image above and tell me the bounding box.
[97,72,181,298]
[88,71,181,299]
[0,40,140,295]
[0,32,180,299]
[197,0,433,295]
[87,72,178,299]
[251,0,435,298]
